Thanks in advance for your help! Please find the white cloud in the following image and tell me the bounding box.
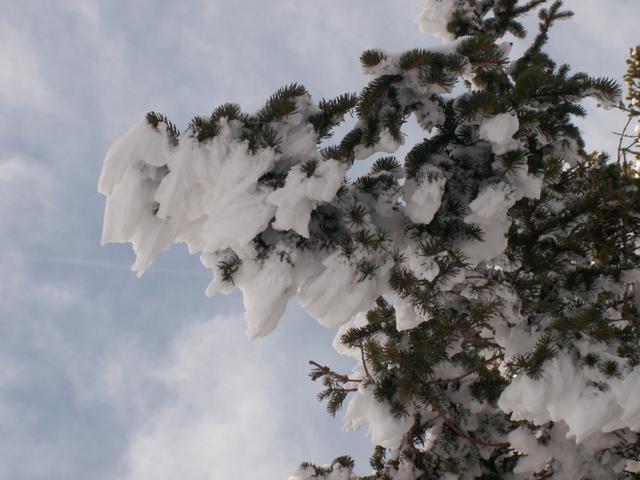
[0,156,51,199]
[110,315,304,480]
[0,24,61,114]
[0,156,55,259]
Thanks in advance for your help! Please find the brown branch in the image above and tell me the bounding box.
[612,132,640,140]
[622,138,640,151]
[427,370,476,385]
[460,336,504,352]
[464,274,488,280]
[622,284,632,320]
[431,400,510,449]
[615,115,636,257]
[360,343,375,383]
[613,104,640,116]
[427,354,502,385]
[617,116,634,165]
[308,360,362,384]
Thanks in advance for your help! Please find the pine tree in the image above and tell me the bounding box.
[98,1,640,478]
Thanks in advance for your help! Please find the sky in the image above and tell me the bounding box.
[0,1,638,479]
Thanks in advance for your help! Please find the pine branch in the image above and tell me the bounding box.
[146,111,180,146]
[217,254,241,284]
[257,83,308,123]
[357,75,402,117]
[309,360,362,384]
[530,1,573,54]
[360,343,375,383]
[360,49,386,68]
[309,92,358,140]
[430,400,510,449]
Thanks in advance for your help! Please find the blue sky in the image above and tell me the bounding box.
[0,1,638,478]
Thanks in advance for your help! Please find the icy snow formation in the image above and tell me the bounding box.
[99,107,534,337]
[268,159,346,238]
[100,119,278,274]
[499,354,640,442]
[458,181,517,265]
[507,423,624,480]
[344,384,414,449]
[402,165,447,225]
[297,252,392,329]
[394,296,429,332]
[416,0,461,42]
[478,112,520,155]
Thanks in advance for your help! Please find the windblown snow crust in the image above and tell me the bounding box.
[100,109,538,339]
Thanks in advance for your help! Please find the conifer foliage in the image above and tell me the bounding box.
[99,1,640,478]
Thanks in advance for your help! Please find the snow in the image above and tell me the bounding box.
[405,247,439,282]
[455,167,541,267]
[498,354,640,443]
[99,111,402,341]
[393,460,421,480]
[628,460,640,474]
[478,112,520,155]
[275,98,319,158]
[509,165,543,200]
[99,119,278,275]
[413,98,446,131]
[298,252,389,328]
[416,0,459,42]
[269,159,346,238]
[235,253,296,339]
[98,121,168,195]
[394,296,428,331]
[332,312,368,357]
[458,181,516,266]
[507,423,621,480]
[354,129,403,160]
[402,165,447,225]
[343,385,413,449]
